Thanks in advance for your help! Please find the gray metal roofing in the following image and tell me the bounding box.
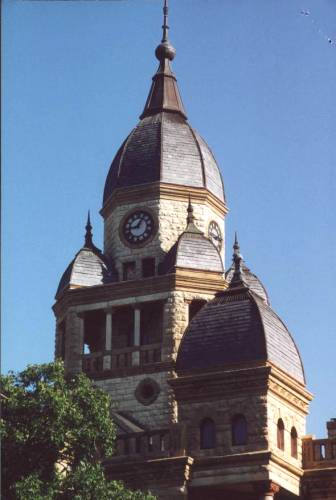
[103,112,225,206]
[176,288,305,385]
[226,263,270,305]
[161,231,224,274]
[56,248,109,298]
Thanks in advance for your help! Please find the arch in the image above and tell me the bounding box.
[189,299,207,323]
[231,414,248,446]
[291,427,298,458]
[277,419,285,450]
[200,418,216,449]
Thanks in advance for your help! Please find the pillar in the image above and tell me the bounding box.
[64,311,84,375]
[132,306,141,366]
[103,308,114,370]
[254,481,280,500]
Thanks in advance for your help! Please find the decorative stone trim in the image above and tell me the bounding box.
[135,378,161,406]
[100,182,228,219]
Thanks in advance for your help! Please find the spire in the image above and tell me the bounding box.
[162,0,169,43]
[84,211,93,248]
[230,233,248,288]
[140,0,187,120]
[185,196,202,234]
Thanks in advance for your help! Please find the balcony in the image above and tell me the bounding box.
[113,425,186,460]
[82,343,162,375]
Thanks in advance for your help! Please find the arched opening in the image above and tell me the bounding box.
[189,300,207,323]
[200,418,216,449]
[231,414,248,446]
[291,427,298,458]
[277,419,285,450]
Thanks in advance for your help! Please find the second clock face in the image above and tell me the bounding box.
[122,210,155,245]
[208,220,222,251]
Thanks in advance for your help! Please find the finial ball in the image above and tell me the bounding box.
[155,41,176,61]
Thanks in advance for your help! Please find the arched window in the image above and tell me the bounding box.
[232,414,248,446]
[200,418,216,449]
[277,419,285,450]
[291,427,298,458]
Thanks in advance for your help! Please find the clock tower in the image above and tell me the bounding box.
[53,2,315,499]
[54,0,227,431]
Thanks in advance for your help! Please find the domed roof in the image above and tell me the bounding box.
[103,113,225,206]
[160,202,223,274]
[102,5,225,208]
[176,239,305,385]
[56,215,114,299]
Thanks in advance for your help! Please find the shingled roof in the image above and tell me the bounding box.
[159,201,224,274]
[102,4,225,208]
[176,239,305,385]
[56,214,114,298]
[226,263,270,305]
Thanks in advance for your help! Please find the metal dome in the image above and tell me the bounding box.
[103,112,225,206]
[176,287,305,384]
[102,5,225,209]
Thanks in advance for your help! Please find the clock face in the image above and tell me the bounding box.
[122,210,155,245]
[208,220,222,251]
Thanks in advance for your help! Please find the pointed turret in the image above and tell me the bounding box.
[83,211,101,254]
[229,233,248,288]
[84,211,93,249]
[140,0,187,119]
[185,197,202,234]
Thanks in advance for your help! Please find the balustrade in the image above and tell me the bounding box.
[82,343,162,374]
[114,426,185,459]
[302,437,336,468]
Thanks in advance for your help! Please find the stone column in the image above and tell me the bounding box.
[64,311,84,375]
[132,306,141,366]
[254,481,280,500]
[103,308,114,370]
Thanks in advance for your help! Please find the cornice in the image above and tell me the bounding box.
[104,455,194,485]
[193,450,273,470]
[100,182,228,219]
[268,363,313,414]
[169,365,271,401]
[53,270,226,317]
[270,452,304,477]
[87,361,174,381]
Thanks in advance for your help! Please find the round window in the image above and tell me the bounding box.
[135,378,160,406]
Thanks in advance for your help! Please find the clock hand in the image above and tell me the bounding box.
[131,219,142,229]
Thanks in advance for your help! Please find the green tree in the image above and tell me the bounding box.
[1,360,155,500]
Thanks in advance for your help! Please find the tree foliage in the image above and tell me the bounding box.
[1,361,155,500]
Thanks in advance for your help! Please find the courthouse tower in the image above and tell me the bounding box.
[52,3,336,499]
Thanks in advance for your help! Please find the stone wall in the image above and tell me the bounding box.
[177,393,268,457]
[162,291,216,363]
[95,371,176,428]
[103,197,225,277]
[267,391,306,466]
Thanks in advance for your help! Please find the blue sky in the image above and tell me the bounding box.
[3,0,335,438]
